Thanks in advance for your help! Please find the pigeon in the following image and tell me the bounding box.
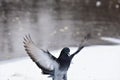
[23,35,88,80]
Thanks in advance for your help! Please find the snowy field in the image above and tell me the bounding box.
[0,37,120,80]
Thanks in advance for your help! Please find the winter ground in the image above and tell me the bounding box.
[0,37,120,80]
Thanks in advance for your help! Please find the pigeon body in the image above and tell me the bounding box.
[57,47,71,71]
[23,35,86,80]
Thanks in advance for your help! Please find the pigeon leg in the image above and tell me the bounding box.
[63,74,67,80]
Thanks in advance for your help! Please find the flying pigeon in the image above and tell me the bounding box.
[23,35,88,80]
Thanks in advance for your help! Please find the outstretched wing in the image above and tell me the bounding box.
[70,33,89,59]
[23,35,58,75]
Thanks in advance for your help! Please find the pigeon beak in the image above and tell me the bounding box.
[68,53,70,56]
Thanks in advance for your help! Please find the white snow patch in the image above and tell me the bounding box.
[0,58,50,80]
[0,45,120,80]
[101,37,120,44]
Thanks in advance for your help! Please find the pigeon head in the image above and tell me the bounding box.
[60,47,70,56]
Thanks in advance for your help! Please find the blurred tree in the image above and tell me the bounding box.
[1,0,13,54]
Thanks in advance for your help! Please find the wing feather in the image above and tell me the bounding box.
[23,35,58,72]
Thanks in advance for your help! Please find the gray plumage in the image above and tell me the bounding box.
[23,35,88,80]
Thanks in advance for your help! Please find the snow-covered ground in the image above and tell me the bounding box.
[0,37,120,80]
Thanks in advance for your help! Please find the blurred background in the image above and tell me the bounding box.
[0,0,120,60]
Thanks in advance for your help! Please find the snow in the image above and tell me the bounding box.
[0,39,120,80]
[115,4,119,9]
[101,37,120,44]
[68,46,120,80]
[96,1,101,7]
